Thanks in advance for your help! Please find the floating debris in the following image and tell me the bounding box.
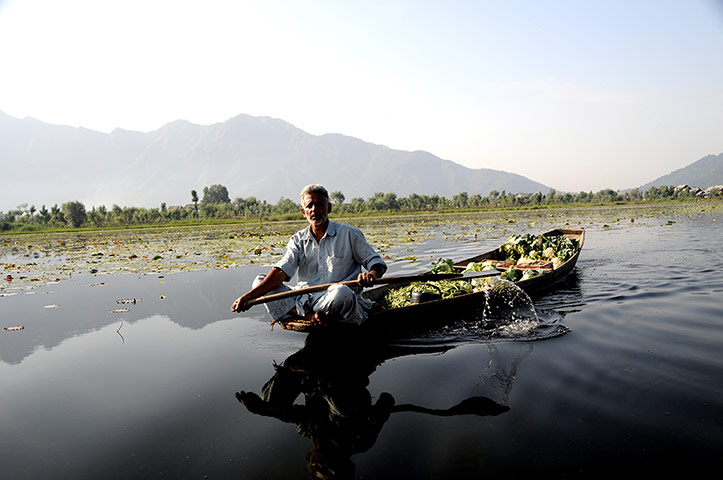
[87,282,107,287]
[110,308,130,313]
[116,298,141,304]
[43,304,59,309]
[3,325,25,331]
[116,321,125,344]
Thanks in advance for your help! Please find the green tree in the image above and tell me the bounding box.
[111,204,123,223]
[50,204,65,225]
[38,205,50,223]
[349,197,366,213]
[452,192,469,208]
[202,184,231,204]
[191,190,199,216]
[200,202,218,218]
[330,190,345,207]
[242,197,260,217]
[61,201,87,228]
[382,192,398,210]
[275,197,299,215]
[406,193,424,210]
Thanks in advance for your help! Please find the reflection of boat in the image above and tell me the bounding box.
[279,228,584,335]
[235,330,510,478]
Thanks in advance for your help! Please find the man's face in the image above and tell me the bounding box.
[300,193,331,227]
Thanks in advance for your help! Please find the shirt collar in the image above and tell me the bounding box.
[301,220,337,241]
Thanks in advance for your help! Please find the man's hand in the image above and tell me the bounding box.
[231,267,289,313]
[357,271,378,287]
[231,293,254,312]
[358,264,386,287]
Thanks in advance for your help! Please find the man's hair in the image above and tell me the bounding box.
[299,184,330,203]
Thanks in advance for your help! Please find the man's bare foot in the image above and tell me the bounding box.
[305,311,328,326]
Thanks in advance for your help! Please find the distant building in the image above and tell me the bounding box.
[674,184,705,197]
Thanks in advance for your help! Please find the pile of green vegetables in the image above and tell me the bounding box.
[380,232,580,308]
[498,233,580,266]
[492,232,580,281]
[379,280,474,309]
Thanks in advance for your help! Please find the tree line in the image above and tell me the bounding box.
[1,183,719,232]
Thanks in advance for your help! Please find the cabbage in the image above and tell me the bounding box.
[431,258,457,273]
[500,268,520,281]
[521,269,542,280]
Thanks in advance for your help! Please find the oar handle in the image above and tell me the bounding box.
[245,270,500,307]
[246,280,351,307]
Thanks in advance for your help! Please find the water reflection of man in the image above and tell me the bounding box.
[231,184,387,327]
[236,334,395,479]
[236,334,512,479]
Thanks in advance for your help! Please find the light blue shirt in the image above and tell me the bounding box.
[274,221,386,287]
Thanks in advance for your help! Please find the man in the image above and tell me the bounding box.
[231,184,387,326]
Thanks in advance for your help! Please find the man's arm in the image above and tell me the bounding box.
[231,267,289,312]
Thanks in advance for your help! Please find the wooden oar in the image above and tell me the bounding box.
[245,270,501,307]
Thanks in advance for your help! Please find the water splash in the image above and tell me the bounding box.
[391,278,569,345]
[482,278,538,326]
[404,280,569,344]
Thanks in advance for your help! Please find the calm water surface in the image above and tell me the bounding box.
[1,205,721,478]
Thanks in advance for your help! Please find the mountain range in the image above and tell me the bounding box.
[1,110,721,211]
[0,111,549,210]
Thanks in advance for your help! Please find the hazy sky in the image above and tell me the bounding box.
[1,0,722,192]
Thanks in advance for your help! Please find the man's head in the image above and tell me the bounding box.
[300,184,331,228]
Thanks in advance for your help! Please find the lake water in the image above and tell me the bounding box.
[1,205,722,478]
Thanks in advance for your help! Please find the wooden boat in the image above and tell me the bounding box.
[278,228,584,335]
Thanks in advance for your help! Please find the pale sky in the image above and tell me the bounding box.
[1,0,722,193]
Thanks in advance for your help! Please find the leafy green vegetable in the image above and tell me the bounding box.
[430,257,458,273]
[500,268,520,281]
[381,280,473,309]
[462,260,497,272]
[521,269,542,280]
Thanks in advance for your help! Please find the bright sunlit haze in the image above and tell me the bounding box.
[1,0,722,195]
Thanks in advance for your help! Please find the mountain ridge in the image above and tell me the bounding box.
[1,110,721,211]
[0,111,551,210]
[637,153,723,192]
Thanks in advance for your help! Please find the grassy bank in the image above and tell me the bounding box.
[2,199,719,236]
